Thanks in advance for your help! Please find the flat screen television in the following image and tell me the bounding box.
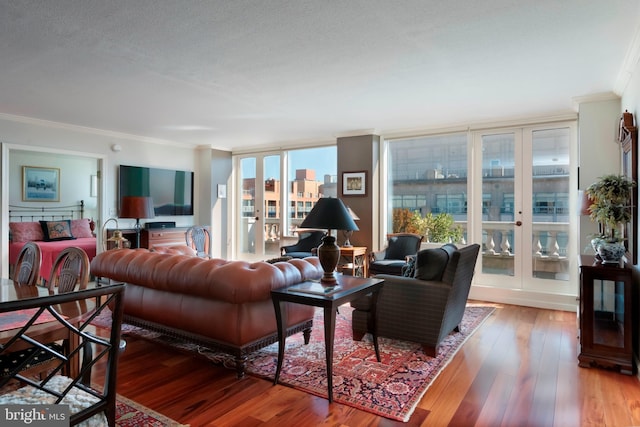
[119,165,194,216]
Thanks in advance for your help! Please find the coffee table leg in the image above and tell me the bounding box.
[370,289,381,362]
[272,299,286,385]
[324,305,337,403]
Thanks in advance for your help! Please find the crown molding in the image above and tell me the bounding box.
[334,129,380,138]
[572,91,620,107]
[381,112,577,140]
[615,21,640,95]
[0,112,194,149]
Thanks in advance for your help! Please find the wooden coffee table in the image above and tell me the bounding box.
[271,275,384,402]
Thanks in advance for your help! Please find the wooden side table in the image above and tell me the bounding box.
[338,246,367,277]
[271,275,384,402]
[578,255,634,374]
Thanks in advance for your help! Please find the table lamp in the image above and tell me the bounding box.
[300,197,359,284]
[119,196,155,248]
[342,206,360,247]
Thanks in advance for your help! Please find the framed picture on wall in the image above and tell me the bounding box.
[342,171,367,196]
[22,166,60,202]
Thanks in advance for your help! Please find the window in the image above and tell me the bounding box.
[242,199,254,217]
[286,146,337,235]
[267,200,277,218]
[387,133,468,234]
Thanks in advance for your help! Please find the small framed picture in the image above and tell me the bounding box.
[217,184,227,199]
[23,166,60,202]
[342,171,367,196]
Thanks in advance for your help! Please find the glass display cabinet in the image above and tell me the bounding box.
[578,255,633,374]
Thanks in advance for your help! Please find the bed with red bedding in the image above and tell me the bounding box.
[9,202,97,283]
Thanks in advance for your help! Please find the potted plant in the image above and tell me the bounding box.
[392,209,464,243]
[585,174,636,263]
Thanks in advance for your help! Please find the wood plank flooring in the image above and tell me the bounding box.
[93,303,640,426]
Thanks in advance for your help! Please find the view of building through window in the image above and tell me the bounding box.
[237,126,572,283]
[388,132,468,224]
[238,147,337,256]
[387,126,571,282]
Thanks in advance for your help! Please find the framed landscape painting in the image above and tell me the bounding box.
[23,166,60,202]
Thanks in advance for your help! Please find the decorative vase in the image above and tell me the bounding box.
[595,240,626,264]
[590,237,605,253]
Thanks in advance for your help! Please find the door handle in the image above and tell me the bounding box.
[515,221,522,226]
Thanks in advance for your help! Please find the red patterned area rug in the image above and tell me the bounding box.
[95,305,494,422]
[117,394,188,426]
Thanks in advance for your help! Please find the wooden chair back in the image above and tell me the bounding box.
[14,242,42,286]
[185,226,211,258]
[47,247,90,293]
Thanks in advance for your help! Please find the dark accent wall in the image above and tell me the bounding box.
[337,134,380,254]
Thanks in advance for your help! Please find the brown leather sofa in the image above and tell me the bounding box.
[90,248,323,377]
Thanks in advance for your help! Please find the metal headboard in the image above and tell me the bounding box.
[9,200,85,222]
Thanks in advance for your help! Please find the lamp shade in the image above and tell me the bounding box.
[299,197,359,232]
[300,197,358,284]
[119,196,155,219]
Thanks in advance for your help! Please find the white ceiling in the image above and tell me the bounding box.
[1,0,639,151]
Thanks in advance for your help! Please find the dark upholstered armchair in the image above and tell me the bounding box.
[280,230,326,259]
[368,233,423,276]
[351,243,481,357]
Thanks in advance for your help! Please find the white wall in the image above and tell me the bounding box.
[577,96,623,255]
[621,47,640,134]
[10,150,99,219]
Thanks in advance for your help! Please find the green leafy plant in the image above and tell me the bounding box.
[392,209,464,243]
[585,174,636,241]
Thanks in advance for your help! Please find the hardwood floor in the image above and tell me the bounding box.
[94,303,640,426]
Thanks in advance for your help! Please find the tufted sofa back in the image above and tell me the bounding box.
[90,249,324,304]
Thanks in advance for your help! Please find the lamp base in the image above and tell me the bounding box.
[134,219,142,248]
[317,235,340,284]
[342,230,353,247]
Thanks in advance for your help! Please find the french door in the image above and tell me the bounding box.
[236,153,283,261]
[234,146,338,261]
[471,123,577,296]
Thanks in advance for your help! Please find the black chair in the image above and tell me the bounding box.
[280,230,325,259]
[353,244,480,357]
[368,233,423,276]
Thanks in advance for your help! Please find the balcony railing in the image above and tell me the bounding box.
[481,221,569,280]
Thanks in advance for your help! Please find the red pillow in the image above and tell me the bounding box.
[9,222,45,242]
[70,219,94,238]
